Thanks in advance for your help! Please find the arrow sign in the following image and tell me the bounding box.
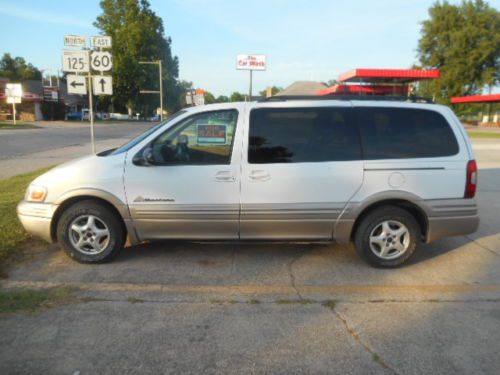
[66,75,87,95]
[92,75,112,95]
[98,78,106,92]
[71,81,84,88]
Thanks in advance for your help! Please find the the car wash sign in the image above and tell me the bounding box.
[236,54,267,71]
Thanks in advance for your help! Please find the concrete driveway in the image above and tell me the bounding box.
[0,136,499,374]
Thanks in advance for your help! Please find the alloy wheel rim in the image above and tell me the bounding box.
[369,220,410,260]
[69,215,110,255]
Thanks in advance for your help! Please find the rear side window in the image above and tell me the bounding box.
[248,107,361,163]
[356,107,459,159]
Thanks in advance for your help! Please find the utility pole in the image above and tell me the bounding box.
[139,60,164,121]
[159,60,163,121]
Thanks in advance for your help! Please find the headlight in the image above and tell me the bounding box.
[25,184,47,202]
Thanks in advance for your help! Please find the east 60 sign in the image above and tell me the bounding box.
[236,54,266,71]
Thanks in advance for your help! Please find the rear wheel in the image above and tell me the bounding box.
[354,206,420,267]
[57,200,124,263]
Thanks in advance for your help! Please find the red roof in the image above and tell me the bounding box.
[339,68,440,83]
[318,84,408,96]
[451,94,500,104]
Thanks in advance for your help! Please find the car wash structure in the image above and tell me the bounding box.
[451,94,500,126]
[317,68,440,97]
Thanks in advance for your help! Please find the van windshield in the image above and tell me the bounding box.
[108,110,187,155]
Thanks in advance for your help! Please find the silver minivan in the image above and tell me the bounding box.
[18,97,479,267]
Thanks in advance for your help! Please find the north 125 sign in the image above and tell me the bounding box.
[62,50,90,72]
[236,54,266,71]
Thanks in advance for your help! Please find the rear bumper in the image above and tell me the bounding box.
[426,215,479,243]
[424,198,479,243]
[17,201,57,243]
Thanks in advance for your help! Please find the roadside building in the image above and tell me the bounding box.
[451,94,500,126]
[0,77,84,121]
[276,81,328,96]
[318,68,440,97]
[0,78,43,121]
[0,77,9,120]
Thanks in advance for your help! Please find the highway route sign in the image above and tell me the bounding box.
[91,36,112,48]
[64,35,86,47]
[91,51,113,72]
[62,50,90,73]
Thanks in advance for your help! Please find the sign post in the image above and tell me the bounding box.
[88,72,95,153]
[5,83,23,125]
[62,34,113,154]
[139,60,163,121]
[236,54,267,100]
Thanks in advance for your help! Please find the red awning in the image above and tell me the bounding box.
[451,94,500,104]
[318,84,408,96]
[339,68,440,83]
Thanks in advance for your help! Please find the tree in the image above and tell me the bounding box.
[204,91,216,104]
[417,0,500,102]
[0,53,41,81]
[94,0,181,115]
[258,86,282,97]
[230,92,246,102]
[322,79,338,87]
[215,95,229,103]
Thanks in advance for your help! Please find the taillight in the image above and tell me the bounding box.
[464,160,477,198]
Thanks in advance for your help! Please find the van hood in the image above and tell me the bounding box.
[30,153,126,203]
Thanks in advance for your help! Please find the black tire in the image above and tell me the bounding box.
[354,206,420,268]
[56,200,124,263]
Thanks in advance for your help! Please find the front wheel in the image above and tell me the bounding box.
[354,206,420,267]
[57,200,124,263]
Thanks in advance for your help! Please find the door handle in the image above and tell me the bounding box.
[249,170,270,181]
[215,171,236,182]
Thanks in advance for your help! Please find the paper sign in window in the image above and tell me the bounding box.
[196,124,227,144]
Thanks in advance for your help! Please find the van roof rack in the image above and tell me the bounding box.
[258,95,435,104]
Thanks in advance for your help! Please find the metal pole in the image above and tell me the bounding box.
[88,72,95,154]
[12,103,16,125]
[249,70,253,100]
[159,60,163,121]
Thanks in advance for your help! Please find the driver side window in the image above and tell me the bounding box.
[150,110,238,165]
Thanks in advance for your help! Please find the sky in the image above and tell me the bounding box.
[0,0,498,96]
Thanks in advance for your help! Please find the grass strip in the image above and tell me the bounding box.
[467,131,500,139]
[0,286,77,315]
[0,167,54,270]
[0,122,39,129]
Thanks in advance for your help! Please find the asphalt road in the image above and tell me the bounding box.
[0,132,499,374]
[0,121,156,179]
[0,121,155,159]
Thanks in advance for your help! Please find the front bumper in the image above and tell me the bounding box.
[17,201,58,243]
